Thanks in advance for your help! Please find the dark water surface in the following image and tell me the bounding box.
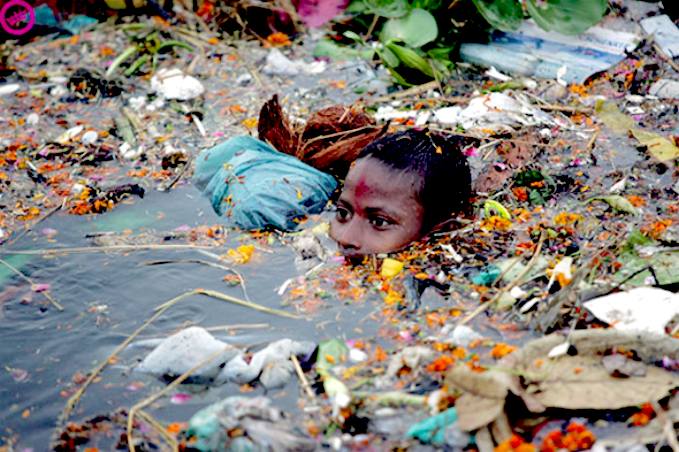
[0,186,383,448]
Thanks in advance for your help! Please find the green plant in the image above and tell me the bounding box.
[106,25,193,78]
[473,0,608,35]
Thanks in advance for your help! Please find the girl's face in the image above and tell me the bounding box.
[330,157,424,258]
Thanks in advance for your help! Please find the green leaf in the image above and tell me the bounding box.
[348,0,409,18]
[378,46,399,67]
[313,40,375,61]
[342,30,365,43]
[385,42,434,76]
[316,339,349,376]
[586,196,639,215]
[381,8,438,48]
[526,0,607,35]
[471,0,523,32]
[386,66,414,86]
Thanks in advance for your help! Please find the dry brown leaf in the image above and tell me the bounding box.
[521,354,677,410]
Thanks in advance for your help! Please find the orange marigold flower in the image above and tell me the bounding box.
[626,195,645,207]
[495,434,536,452]
[554,212,583,226]
[480,215,512,232]
[266,32,292,47]
[491,343,517,359]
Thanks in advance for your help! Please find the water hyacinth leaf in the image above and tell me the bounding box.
[385,42,434,77]
[587,196,639,215]
[313,40,375,61]
[347,0,409,18]
[378,46,399,67]
[471,0,523,32]
[526,0,607,35]
[342,31,364,44]
[381,8,438,48]
[316,338,349,376]
[296,0,349,28]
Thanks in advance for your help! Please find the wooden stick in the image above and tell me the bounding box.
[291,354,315,400]
[0,258,64,311]
[136,409,179,452]
[55,289,200,440]
[1,244,214,255]
[196,288,301,320]
[459,232,545,326]
[128,347,228,452]
[142,259,252,302]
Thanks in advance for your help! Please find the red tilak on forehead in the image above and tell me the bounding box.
[354,177,371,198]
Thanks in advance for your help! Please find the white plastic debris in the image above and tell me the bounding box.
[137,327,240,381]
[26,113,39,126]
[218,338,314,388]
[56,125,84,145]
[609,178,626,193]
[262,49,326,76]
[548,341,570,358]
[546,256,573,290]
[119,143,143,160]
[0,83,20,96]
[583,287,679,335]
[128,96,146,111]
[649,79,679,99]
[433,106,462,124]
[485,66,512,82]
[151,68,205,101]
[374,105,418,122]
[349,348,368,363]
[434,92,556,131]
[443,325,483,347]
[80,130,98,145]
[640,15,679,59]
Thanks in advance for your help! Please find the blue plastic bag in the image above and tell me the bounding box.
[193,136,337,231]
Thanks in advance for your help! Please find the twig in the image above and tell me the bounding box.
[368,81,439,104]
[653,43,679,73]
[204,323,269,332]
[156,288,301,320]
[459,232,545,326]
[142,259,252,302]
[586,129,599,152]
[363,14,379,41]
[0,258,64,311]
[3,203,63,247]
[1,244,214,255]
[651,400,679,452]
[291,354,315,399]
[55,289,200,441]
[160,162,191,192]
[136,409,178,451]
[128,347,228,452]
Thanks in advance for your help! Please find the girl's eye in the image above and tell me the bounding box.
[369,217,392,229]
[336,207,351,222]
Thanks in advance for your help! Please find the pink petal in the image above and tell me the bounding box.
[32,283,50,293]
[170,393,192,404]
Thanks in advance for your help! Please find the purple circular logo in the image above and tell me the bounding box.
[0,0,35,36]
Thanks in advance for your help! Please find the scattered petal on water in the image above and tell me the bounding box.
[9,367,29,382]
[41,228,58,236]
[31,284,50,293]
[170,392,192,404]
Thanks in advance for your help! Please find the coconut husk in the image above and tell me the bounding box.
[258,95,385,178]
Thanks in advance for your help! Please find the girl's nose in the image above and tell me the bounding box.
[331,219,362,254]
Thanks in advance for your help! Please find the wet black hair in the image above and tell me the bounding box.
[357,128,472,233]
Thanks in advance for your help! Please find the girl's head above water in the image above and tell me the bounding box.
[330,128,472,257]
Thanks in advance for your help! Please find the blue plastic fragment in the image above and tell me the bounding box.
[406,407,458,446]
